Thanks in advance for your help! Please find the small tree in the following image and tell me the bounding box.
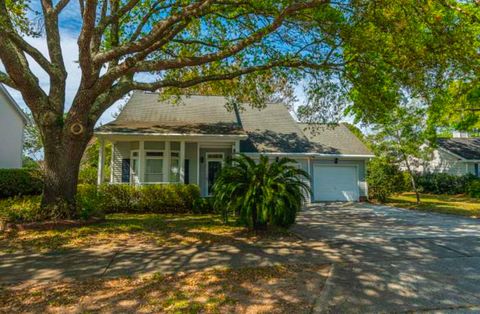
[213,155,310,230]
[371,106,432,204]
[367,157,409,202]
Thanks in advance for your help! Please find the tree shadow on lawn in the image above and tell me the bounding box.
[0,264,330,314]
[0,213,293,254]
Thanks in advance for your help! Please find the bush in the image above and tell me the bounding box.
[1,184,202,223]
[137,184,200,213]
[0,169,43,199]
[87,184,201,214]
[415,173,475,195]
[76,184,105,220]
[78,167,98,185]
[97,184,141,213]
[467,179,480,198]
[213,155,310,229]
[193,197,215,214]
[0,195,43,222]
[367,158,409,202]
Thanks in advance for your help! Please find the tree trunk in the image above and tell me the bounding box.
[402,153,421,204]
[40,124,92,219]
[410,175,421,204]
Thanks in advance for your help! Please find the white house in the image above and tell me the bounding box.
[420,136,480,177]
[95,92,374,201]
[0,84,27,168]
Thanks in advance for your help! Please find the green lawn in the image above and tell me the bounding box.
[0,213,292,254]
[387,192,480,218]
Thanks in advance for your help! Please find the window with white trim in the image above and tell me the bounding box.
[145,151,164,183]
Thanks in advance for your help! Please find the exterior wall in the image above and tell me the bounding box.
[110,140,225,187]
[466,162,479,177]
[423,149,470,176]
[310,158,367,200]
[112,142,131,183]
[0,91,24,168]
[185,142,198,184]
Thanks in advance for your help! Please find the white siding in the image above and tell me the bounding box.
[424,149,470,176]
[0,90,24,168]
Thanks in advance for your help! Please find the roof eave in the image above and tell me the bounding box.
[95,131,248,140]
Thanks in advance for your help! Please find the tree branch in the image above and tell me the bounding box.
[0,70,17,88]
[41,0,68,110]
[129,1,327,73]
[53,0,71,15]
[93,0,215,65]
[131,59,338,92]
[5,29,55,76]
[77,0,98,88]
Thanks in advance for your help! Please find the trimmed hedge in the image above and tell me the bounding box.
[0,169,43,199]
[415,173,476,195]
[85,184,202,214]
[2,184,205,223]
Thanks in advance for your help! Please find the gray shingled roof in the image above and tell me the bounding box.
[298,123,373,155]
[99,92,243,135]
[97,91,372,156]
[438,138,480,160]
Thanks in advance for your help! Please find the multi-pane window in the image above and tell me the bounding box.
[145,151,164,183]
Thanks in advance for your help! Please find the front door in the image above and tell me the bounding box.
[206,153,224,195]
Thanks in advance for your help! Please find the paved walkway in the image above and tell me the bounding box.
[291,203,480,313]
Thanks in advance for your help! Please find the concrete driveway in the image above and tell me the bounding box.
[291,203,480,313]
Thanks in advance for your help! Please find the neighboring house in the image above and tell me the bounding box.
[0,84,27,168]
[419,137,480,177]
[95,92,373,202]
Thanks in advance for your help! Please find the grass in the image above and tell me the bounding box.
[0,264,329,313]
[387,192,480,218]
[0,213,294,254]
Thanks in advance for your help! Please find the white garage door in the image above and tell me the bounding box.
[313,165,359,201]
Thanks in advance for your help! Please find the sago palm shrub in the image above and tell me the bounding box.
[212,154,310,230]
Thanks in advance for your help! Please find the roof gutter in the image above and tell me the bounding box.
[241,152,375,158]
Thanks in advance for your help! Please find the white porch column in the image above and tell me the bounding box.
[139,140,145,184]
[179,141,185,183]
[196,143,201,185]
[235,140,240,155]
[110,142,115,184]
[164,141,171,182]
[97,138,105,185]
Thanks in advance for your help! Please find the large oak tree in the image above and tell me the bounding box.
[0,0,477,217]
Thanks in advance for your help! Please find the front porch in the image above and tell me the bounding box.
[96,135,244,196]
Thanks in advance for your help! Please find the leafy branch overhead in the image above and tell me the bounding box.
[0,0,348,123]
